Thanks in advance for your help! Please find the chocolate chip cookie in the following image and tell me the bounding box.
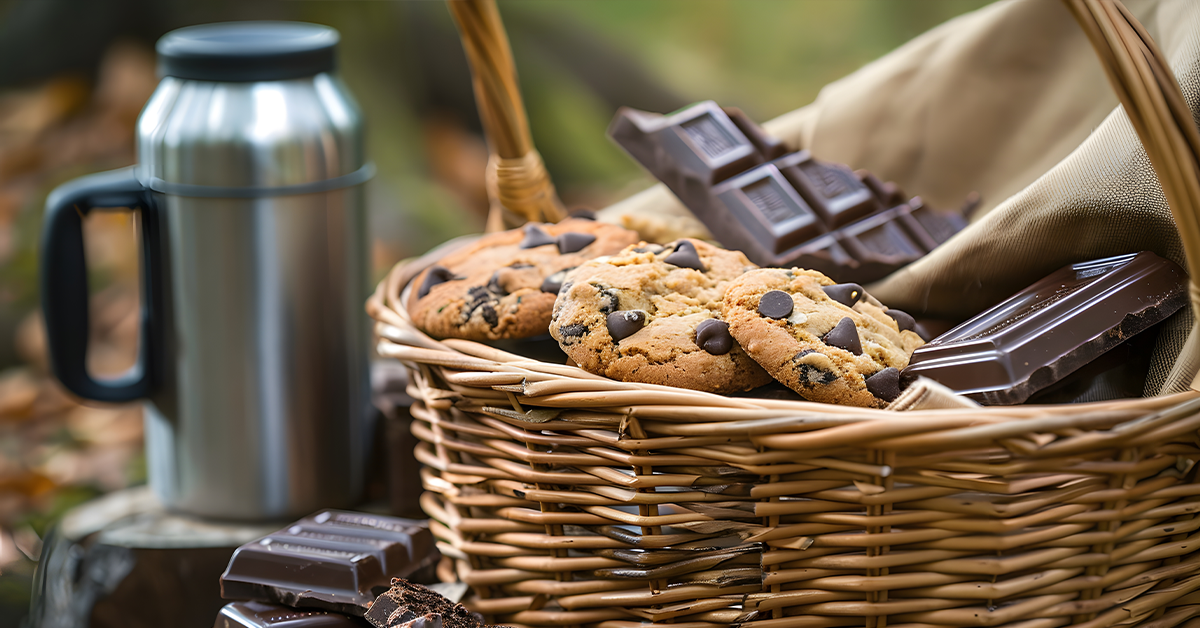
[549,239,772,393]
[722,268,924,407]
[407,219,639,340]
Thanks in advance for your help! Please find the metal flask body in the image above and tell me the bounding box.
[135,67,369,519]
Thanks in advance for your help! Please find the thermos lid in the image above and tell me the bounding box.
[157,21,338,82]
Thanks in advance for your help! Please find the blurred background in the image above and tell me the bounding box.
[0,0,993,624]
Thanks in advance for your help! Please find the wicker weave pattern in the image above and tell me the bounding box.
[370,266,1200,627]
[371,0,1200,625]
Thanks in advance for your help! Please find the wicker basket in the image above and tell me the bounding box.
[368,1,1200,625]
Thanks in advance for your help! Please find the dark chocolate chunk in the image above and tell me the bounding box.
[556,323,588,338]
[569,208,597,220]
[885,309,916,332]
[556,232,596,254]
[462,286,493,323]
[792,350,837,386]
[597,287,620,314]
[663,240,706,271]
[822,283,864,307]
[903,251,1188,405]
[823,317,862,355]
[417,266,456,299]
[695,318,733,355]
[220,511,438,616]
[607,310,647,341]
[541,269,570,294]
[757,290,794,319]
[865,368,901,402]
[479,303,498,327]
[216,601,369,627]
[365,579,481,628]
[519,224,555,249]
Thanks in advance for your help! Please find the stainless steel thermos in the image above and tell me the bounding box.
[40,22,370,520]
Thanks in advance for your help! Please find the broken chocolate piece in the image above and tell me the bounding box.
[215,601,369,627]
[220,510,438,616]
[418,266,457,299]
[569,208,597,220]
[695,318,733,355]
[824,317,862,355]
[664,240,706,271]
[518,224,555,249]
[886,309,916,332]
[365,579,481,628]
[607,310,647,341]
[556,232,595,254]
[903,252,1188,405]
[822,283,864,307]
[865,368,901,402]
[758,290,794,319]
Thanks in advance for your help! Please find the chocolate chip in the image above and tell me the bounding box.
[541,269,571,294]
[557,323,588,337]
[556,232,596,254]
[865,367,901,401]
[597,287,620,315]
[487,271,506,295]
[569,208,596,220]
[607,310,647,341]
[823,283,864,307]
[695,319,733,355]
[792,350,837,386]
[758,290,794,319]
[519,224,555,249]
[418,265,457,299]
[663,240,706,271]
[823,317,862,355]
[885,309,916,332]
[480,303,499,327]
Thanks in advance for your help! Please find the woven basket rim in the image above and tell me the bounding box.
[368,252,1200,429]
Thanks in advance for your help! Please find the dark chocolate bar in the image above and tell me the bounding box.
[901,252,1188,405]
[216,601,369,627]
[221,510,439,616]
[366,580,484,628]
[609,101,972,282]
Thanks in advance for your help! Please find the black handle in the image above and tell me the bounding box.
[41,167,161,402]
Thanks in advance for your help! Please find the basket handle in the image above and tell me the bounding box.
[446,0,567,231]
[1064,1,1200,319]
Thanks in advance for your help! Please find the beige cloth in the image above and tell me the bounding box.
[600,0,1200,396]
[887,378,981,412]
